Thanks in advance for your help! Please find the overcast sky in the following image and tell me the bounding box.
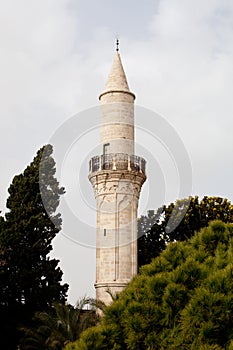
[1,0,233,304]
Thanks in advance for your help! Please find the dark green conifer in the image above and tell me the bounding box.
[0,144,68,350]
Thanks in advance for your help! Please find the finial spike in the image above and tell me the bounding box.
[116,38,119,52]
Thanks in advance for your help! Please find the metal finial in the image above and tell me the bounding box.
[116,38,119,52]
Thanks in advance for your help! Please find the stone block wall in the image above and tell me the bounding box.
[89,170,146,305]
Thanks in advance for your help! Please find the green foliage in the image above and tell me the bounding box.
[138,196,233,268]
[69,221,233,349]
[20,298,99,350]
[0,145,68,349]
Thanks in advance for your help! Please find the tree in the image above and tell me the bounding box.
[0,144,68,350]
[138,196,233,268]
[67,221,233,350]
[20,298,99,350]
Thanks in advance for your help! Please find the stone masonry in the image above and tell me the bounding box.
[89,52,146,305]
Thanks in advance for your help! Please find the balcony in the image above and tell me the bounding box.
[89,153,146,174]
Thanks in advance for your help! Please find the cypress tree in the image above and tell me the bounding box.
[0,144,68,350]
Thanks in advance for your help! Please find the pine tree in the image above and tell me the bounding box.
[69,221,233,350]
[0,144,68,350]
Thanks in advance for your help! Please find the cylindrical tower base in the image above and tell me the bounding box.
[89,166,146,305]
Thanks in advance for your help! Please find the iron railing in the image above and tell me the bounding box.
[89,153,146,174]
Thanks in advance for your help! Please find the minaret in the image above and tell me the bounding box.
[89,45,146,305]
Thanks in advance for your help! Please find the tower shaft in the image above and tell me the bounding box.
[89,52,146,305]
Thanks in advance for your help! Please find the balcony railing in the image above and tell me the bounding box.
[89,153,146,174]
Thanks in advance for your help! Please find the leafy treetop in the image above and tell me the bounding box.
[138,196,233,268]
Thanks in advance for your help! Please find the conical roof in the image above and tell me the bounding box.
[105,52,130,91]
[99,52,135,100]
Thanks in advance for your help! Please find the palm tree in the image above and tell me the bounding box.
[20,297,101,350]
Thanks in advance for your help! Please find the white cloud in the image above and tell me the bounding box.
[126,0,233,164]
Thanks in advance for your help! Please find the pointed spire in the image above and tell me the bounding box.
[105,52,130,92]
[99,47,135,100]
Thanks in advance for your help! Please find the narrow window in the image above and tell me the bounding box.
[103,143,110,156]
[103,143,110,170]
[104,229,107,237]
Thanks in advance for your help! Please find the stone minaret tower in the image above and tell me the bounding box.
[89,47,146,305]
